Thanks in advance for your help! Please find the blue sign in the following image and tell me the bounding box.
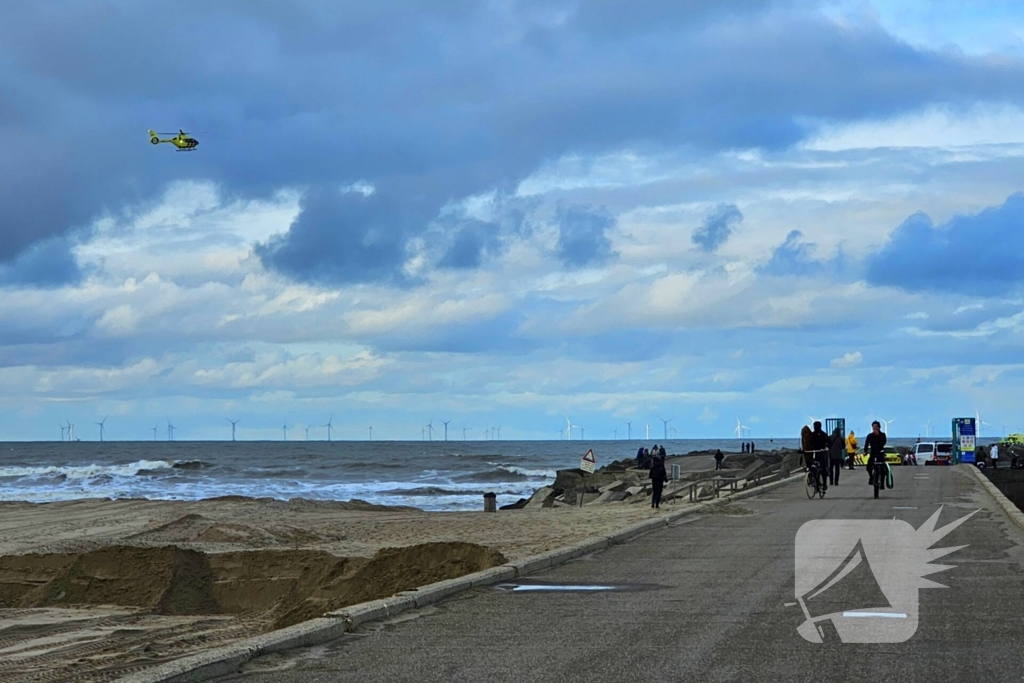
[953,418,976,464]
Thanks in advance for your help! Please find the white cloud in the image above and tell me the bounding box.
[831,351,863,368]
[804,104,1024,152]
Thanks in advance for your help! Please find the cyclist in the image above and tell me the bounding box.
[865,420,887,487]
[810,421,831,492]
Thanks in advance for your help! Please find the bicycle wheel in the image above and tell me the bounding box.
[805,471,816,499]
[819,480,826,498]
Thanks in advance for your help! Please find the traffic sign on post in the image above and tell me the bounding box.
[580,449,596,473]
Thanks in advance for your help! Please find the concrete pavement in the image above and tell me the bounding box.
[220,466,1024,682]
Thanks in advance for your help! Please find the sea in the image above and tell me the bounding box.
[0,437,965,511]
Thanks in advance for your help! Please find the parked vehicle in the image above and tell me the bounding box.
[916,441,954,466]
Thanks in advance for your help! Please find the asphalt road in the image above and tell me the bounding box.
[222,466,1024,682]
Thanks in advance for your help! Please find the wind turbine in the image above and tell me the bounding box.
[463,426,468,440]
[495,426,501,440]
[613,428,618,440]
[95,416,107,442]
[565,417,573,440]
[426,418,435,441]
[975,410,989,438]
[923,420,932,438]
[645,423,650,439]
[323,414,334,442]
[166,418,175,441]
[734,417,750,439]
[282,420,289,441]
[59,424,66,442]
[659,417,672,440]
[151,424,159,441]
[227,418,240,441]
[65,419,74,442]
[879,418,894,435]
[442,419,451,441]
[368,426,373,440]
[304,426,311,440]
[626,421,632,440]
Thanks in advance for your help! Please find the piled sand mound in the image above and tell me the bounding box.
[1,546,219,615]
[0,542,506,630]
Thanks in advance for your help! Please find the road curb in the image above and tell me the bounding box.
[962,464,1024,531]
[115,472,801,683]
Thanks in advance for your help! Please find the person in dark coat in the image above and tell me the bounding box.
[828,427,844,486]
[636,446,645,468]
[649,454,667,509]
[714,449,724,470]
[810,421,830,491]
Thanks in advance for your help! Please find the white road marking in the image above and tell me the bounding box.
[510,585,616,592]
[842,612,907,618]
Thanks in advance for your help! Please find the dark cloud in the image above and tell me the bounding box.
[0,236,83,288]
[866,193,1024,295]
[255,187,415,286]
[692,203,742,252]
[5,1,1024,284]
[438,220,502,269]
[759,229,850,277]
[555,206,615,267]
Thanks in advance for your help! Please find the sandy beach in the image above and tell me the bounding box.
[0,495,671,682]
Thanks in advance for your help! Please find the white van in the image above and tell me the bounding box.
[916,441,954,466]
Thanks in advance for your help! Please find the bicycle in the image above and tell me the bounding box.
[868,459,888,499]
[804,450,827,499]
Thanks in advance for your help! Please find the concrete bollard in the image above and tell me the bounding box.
[483,492,497,512]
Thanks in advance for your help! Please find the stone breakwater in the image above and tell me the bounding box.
[501,448,804,510]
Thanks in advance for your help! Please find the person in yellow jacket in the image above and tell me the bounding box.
[846,430,859,470]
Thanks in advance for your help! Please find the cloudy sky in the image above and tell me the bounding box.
[3,0,1024,442]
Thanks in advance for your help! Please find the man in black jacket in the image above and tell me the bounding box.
[810,421,831,491]
[865,421,887,486]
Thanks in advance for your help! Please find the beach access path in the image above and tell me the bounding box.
[222,466,1024,682]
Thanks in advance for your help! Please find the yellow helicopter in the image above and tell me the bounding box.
[148,129,199,151]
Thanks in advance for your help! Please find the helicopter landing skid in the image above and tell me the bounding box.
[175,148,197,152]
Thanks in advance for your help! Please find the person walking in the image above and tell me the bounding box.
[991,443,999,469]
[649,452,668,509]
[846,430,859,470]
[828,427,844,486]
[714,449,724,470]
